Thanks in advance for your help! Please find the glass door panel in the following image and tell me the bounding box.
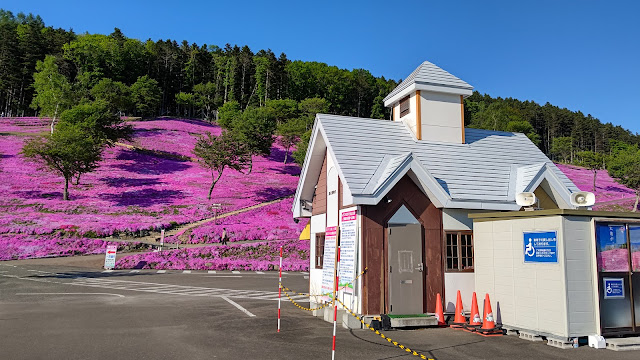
[596,224,629,272]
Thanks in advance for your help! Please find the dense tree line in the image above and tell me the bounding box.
[0,10,396,121]
[464,92,640,161]
[3,9,639,173]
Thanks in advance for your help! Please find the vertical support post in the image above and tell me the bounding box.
[332,246,341,360]
[278,246,282,333]
[160,228,165,251]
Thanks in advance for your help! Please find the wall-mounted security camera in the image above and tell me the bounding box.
[570,191,595,208]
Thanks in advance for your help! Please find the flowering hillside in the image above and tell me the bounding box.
[0,117,303,260]
[115,239,308,271]
[555,163,637,210]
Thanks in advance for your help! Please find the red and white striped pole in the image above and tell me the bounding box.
[277,245,283,333]
[332,246,341,360]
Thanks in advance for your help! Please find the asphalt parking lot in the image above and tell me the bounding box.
[1,260,639,360]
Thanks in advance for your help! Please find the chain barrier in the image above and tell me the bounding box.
[280,267,368,298]
[336,298,434,360]
[281,288,332,311]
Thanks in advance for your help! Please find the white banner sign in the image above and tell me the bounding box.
[104,244,117,270]
[320,226,338,298]
[338,210,357,294]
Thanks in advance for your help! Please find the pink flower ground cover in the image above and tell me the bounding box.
[0,234,126,260]
[0,118,300,238]
[0,117,48,133]
[115,239,309,271]
[178,198,308,244]
[125,119,221,158]
[556,163,636,204]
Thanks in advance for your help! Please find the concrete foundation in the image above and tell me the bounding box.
[606,337,640,351]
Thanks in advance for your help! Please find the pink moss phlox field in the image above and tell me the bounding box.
[0,118,300,238]
[0,117,48,133]
[181,198,308,244]
[556,163,636,205]
[0,234,126,260]
[115,239,309,271]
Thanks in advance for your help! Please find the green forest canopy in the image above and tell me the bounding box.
[1,9,638,162]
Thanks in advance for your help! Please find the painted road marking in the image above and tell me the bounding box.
[157,270,166,274]
[302,272,309,274]
[130,270,140,273]
[255,271,264,274]
[231,271,240,274]
[207,270,216,274]
[102,270,114,273]
[304,276,309,279]
[182,270,192,274]
[68,277,308,302]
[16,292,125,298]
[220,296,255,317]
[204,276,243,278]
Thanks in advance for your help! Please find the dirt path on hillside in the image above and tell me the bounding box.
[103,195,294,247]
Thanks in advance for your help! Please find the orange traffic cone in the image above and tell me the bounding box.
[434,293,446,326]
[450,290,466,329]
[476,293,503,336]
[464,292,482,332]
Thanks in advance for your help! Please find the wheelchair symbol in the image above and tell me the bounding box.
[525,239,535,257]
[606,283,613,294]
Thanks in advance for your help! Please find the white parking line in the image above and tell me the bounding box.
[231,271,240,274]
[207,270,217,274]
[182,270,192,274]
[220,296,255,317]
[204,276,242,278]
[16,292,125,298]
[130,270,140,273]
[102,270,114,273]
[157,270,166,274]
[255,271,264,274]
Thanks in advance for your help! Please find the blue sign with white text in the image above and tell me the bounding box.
[524,231,558,263]
[603,278,625,299]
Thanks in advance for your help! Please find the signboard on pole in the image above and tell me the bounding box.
[338,210,357,294]
[104,244,117,269]
[321,226,338,299]
[603,278,625,299]
[523,231,558,263]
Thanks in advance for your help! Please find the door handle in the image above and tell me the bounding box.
[416,263,423,272]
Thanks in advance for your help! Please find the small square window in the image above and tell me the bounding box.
[445,231,474,272]
[399,96,410,117]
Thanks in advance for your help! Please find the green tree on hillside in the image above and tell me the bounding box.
[277,118,306,164]
[216,100,241,129]
[130,75,161,118]
[193,131,250,200]
[575,150,604,192]
[607,144,640,212]
[550,137,573,163]
[91,78,132,115]
[22,126,102,200]
[30,55,74,134]
[57,102,133,147]
[232,107,277,173]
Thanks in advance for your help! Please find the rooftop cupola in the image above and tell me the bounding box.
[383,61,473,144]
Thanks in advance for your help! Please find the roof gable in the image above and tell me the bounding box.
[383,61,474,105]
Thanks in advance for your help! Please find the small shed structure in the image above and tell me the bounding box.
[471,210,640,338]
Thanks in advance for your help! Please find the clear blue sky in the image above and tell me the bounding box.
[5,0,640,133]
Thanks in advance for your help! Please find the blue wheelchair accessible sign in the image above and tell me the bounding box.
[603,278,625,299]
[524,231,558,263]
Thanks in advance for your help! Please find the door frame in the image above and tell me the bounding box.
[383,201,427,314]
[596,221,639,335]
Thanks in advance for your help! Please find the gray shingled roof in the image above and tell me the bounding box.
[383,61,474,103]
[317,114,578,206]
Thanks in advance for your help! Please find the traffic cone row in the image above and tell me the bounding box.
[435,291,503,336]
